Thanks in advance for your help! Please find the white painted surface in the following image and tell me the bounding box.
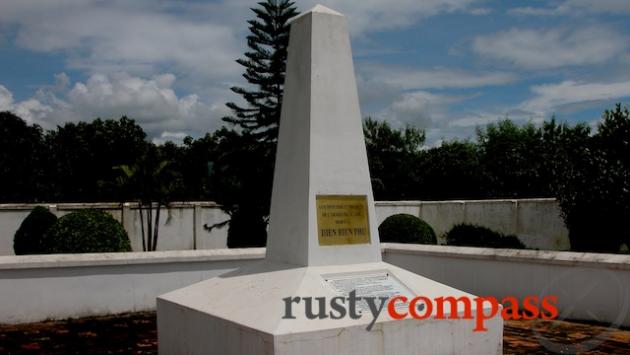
[265,4,381,267]
[159,5,500,354]
[383,243,630,328]
[0,202,230,255]
[158,260,502,355]
[0,198,568,256]
[0,249,264,324]
[0,209,28,256]
[1,245,628,328]
[376,198,570,250]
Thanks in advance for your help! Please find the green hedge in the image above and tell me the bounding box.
[43,209,132,253]
[445,223,525,249]
[379,214,437,244]
[13,206,58,255]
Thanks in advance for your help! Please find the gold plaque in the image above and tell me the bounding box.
[316,195,371,246]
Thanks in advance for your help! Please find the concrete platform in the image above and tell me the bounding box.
[157,261,503,354]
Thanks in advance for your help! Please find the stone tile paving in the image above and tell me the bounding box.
[1,312,628,354]
[504,319,630,354]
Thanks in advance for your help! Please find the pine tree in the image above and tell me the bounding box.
[223,0,298,143]
[211,1,298,248]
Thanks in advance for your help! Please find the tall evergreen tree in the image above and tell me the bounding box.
[223,0,298,143]
[212,1,298,248]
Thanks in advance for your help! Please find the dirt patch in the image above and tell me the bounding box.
[0,312,156,354]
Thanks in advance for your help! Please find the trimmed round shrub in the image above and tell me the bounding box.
[379,214,437,244]
[43,209,132,253]
[13,206,58,255]
[445,223,525,249]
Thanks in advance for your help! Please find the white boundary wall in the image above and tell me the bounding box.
[383,244,630,329]
[0,198,569,255]
[0,202,230,255]
[0,249,264,324]
[375,199,570,250]
[1,244,629,327]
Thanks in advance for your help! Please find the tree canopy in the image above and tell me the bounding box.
[2,102,630,253]
[211,0,298,247]
[223,0,298,143]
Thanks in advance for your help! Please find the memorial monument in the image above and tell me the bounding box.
[157,5,503,354]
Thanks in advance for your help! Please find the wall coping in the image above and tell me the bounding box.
[381,243,630,270]
[0,198,558,211]
[375,198,557,206]
[0,248,265,270]
[0,201,222,211]
[2,244,629,271]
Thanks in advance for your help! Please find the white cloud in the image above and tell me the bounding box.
[448,113,501,128]
[1,0,490,140]
[473,26,627,69]
[368,90,474,145]
[0,0,483,80]
[357,64,518,143]
[376,90,464,128]
[469,8,492,15]
[447,108,538,128]
[152,131,190,145]
[509,0,630,16]
[67,74,191,122]
[301,0,482,35]
[520,80,630,117]
[360,64,516,90]
[0,85,53,125]
[0,86,12,109]
[64,73,229,135]
[1,73,229,138]
[356,64,516,123]
[0,0,243,82]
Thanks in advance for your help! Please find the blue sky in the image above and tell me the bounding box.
[1,0,630,145]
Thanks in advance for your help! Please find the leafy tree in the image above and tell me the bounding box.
[115,145,183,251]
[596,104,630,248]
[551,104,630,252]
[214,0,298,247]
[476,120,549,198]
[177,134,220,201]
[363,117,425,200]
[540,118,590,183]
[417,141,485,200]
[207,129,274,248]
[0,112,47,202]
[46,117,146,202]
[223,0,298,142]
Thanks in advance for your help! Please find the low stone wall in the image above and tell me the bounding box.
[0,202,231,255]
[375,199,570,250]
[1,245,628,327]
[0,198,569,255]
[383,243,630,328]
[0,249,264,324]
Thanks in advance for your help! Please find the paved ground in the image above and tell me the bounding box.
[0,313,156,354]
[1,312,629,354]
[504,319,630,354]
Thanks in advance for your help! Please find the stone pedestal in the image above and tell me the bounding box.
[158,261,502,354]
[157,5,503,354]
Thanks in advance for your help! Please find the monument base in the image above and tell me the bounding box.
[157,261,502,354]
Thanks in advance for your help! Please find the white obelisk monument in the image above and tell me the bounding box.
[157,5,502,354]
